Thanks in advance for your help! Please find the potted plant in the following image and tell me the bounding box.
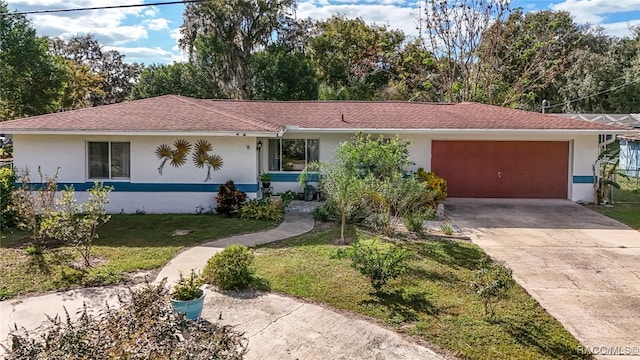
[259,173,271,188]
[170,269,205,321]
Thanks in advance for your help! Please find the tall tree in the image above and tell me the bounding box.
[307,15,405,100]
[249,44,318,100]
[0,1,66,120]
[478,9,582,110]
[180,0,297,99]
[420,0,511,102]
[382,39,440,101]
[50,34,143,107]
[130,62,221,99]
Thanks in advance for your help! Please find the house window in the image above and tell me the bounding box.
[268,139,319,171]
[88,142,130,179]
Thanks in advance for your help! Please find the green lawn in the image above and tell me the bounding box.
[0,214,278,300]
[254,225,589,360]
[591,176,640,230]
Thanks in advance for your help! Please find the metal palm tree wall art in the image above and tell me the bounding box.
[192,139,223,182]
[155,139,223,181]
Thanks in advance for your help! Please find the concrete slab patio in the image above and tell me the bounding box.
[446,198,640,359]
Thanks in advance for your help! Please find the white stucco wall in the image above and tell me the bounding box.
[13,131,602,213]
[260,132,601,203]
[13,134,259,213]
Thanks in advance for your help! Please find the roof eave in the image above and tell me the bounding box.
[3,129,283,137]
[284,127,633,135]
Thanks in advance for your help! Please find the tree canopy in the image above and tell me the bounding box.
[4,0,640,119]
[0,1,66,120]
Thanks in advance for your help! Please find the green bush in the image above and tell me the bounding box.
[313,199,339,222]
[5,281,247,359]
[416,168,448,205]
[275,190,297,208]
[403,208,434,233]
[368,212,391,233]
[471,257,515,318]
[0,167,16,229]
[172,269,204,301]
[215,180,247,216]
[334,238,413,292]
[202,245,255,290]
[239,199,283,221]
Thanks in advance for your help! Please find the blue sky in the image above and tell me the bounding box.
[6,0,640,65]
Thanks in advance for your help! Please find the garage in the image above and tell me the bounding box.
[431,141,569,198]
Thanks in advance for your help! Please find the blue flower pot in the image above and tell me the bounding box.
[171,293,205,321]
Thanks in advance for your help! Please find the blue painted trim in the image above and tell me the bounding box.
[268,172,319,182]
[573,176,595,184]
[15,182,259,193]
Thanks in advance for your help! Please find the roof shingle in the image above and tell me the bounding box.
[0,95,629,133]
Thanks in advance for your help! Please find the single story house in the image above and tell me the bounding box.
[0,95,632,213]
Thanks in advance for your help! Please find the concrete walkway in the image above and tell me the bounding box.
[0,204,444,359]
[155,210,314,285]
[447,198,640,360]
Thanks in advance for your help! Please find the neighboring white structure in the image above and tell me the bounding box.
[0,95,633,213]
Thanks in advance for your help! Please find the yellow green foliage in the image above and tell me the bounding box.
[416,168,448,204]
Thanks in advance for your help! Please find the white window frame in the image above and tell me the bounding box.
[87,141,131,180]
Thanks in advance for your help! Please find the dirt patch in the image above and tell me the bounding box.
[69,256,108,270]
[172,229,191,236]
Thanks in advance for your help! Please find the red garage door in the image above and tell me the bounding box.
[431,141,569,198]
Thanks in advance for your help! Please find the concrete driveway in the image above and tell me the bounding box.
[447,199,640,358]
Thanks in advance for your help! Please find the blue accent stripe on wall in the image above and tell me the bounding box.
[16,182,259,193]
[573,176,595,184]
[268,173,319,182]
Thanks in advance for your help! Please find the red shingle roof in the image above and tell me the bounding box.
[0,95,629,133]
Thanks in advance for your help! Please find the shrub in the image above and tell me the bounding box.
[12,167,59,246]
[403,208,434,233]
[416,168,448,205]
[4,280,247,359]
[440,221,453,235]
[40,183,112,268]
[368,212,391,233]
[0,167,16,229]
[334,238,413,292]
[239,199,283,221]
[471,257,515,319]
[172,269,204,301]
[202,245,255,290]
[313,199,339,222]
[275,190,297,208]
[215,180,247,216]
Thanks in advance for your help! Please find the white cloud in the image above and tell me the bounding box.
[104,45,173,58]
[169,27,183,42]
[144,18,170,31]
[297,1,422,38]
[11,0,149,44]
[600,20,640,38]
[550,0,640,25]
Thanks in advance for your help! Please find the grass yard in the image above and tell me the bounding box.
[591,176,640,230]
[0,214,277,300]
[254,225,588,360]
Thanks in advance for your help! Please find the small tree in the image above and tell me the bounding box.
[40,182,112,268]
[471,257,515,318]
[301,133,414,242]
[11,167,59,247]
